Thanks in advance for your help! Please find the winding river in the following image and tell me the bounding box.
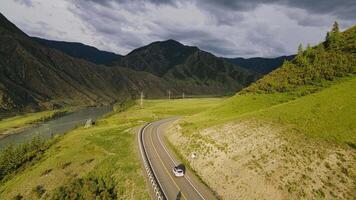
[0,106,113,149]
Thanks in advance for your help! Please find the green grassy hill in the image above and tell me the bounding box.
[185,76,355,144]
[181,23,356,146]
[243,25,355,95]
[167,23,356,199]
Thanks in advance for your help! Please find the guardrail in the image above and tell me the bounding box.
[138,123,167,200]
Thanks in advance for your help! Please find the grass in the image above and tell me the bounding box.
[250,76,356,145]
[0,109,67,138]
[181,92,295,133]
[0,98,222,199]
[181,75,356,146]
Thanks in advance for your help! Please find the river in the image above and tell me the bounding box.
[0,106,113,149]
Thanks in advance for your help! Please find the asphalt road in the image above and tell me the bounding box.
[139,118,217,200]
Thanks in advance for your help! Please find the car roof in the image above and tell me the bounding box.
[175,164,185,170]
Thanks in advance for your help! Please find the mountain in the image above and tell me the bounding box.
[32,37,122,65]
[225,55,295,75]
[111,40,260,95]
[111,39,198,76]
[0,13,169,112]
[0,12,262,112]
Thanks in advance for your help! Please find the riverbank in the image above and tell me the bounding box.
[0,98,222,199]
[0,109,69,140]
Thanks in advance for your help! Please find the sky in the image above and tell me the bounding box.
[0,0,355,58]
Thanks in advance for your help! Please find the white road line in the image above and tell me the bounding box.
[139,123,168,199]
[155,120,207,200]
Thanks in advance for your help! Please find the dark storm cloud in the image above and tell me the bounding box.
[198,0,356,20]
[65,0,355,57]
[14,0,33,7]
[83,0,177,7]
[73,0,356,21]
[4,0,355,57]
[245,25,288,56]
[148,23,256,57]
[69,1,145,51]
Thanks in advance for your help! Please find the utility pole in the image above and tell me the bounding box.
[140,91,144,108]
[168,90,171,100]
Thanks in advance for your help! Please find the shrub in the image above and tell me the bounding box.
[51,175,117,200]
[0,135,59,181]
[32,185,46,198]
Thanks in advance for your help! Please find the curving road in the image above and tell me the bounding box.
[138,118,217,200]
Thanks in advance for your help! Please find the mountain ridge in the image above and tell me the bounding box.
[225,55,295,75]
[110,39,260,94]
[32,37,122,65]
[0,13,170,112]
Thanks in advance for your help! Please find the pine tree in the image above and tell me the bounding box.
[298,43,304,55]
[332,21,340,33]
[327,21,342,50]
[306,44,312,56]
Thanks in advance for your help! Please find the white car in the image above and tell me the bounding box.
[173,166,185,177]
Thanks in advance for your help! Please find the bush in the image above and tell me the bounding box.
[0,136,59,181]
[12,194,23,200]
[32,185,46,198]
[51,175,117,200]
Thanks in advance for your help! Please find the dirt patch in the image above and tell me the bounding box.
[167,119,356,200]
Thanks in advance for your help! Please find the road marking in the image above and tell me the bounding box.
[155,119,208,200]
[149,124,188,200]
[139,123,168,199]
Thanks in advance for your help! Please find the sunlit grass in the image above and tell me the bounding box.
[0,98,222,199]
[182,76,356,146]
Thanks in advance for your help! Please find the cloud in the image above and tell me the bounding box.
[1,0,355,58]
[196,0,356,21]
[14,0,33,7]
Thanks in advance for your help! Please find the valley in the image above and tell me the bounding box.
[0,98,222,199]
[0,2,355,200]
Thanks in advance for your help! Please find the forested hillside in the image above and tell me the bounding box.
[243,23,356,94]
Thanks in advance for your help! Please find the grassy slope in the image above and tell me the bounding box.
[250,76,356,145]
[182,76,355,146]
[182,25,356,146]
[0,98,222,199]
[168,76,356,200]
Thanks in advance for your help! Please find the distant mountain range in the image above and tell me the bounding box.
[0,13,169,112]
[32,37,122,65]
[0,12,294,112]
[225,55,295,75]
[34,36,293,76]
[110,40,260,94]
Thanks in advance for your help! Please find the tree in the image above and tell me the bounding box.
[305,44,313,56]
[326,21,342,50]
[332,21,340,33]
[295,43,308,67]
[298,43,304,55]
